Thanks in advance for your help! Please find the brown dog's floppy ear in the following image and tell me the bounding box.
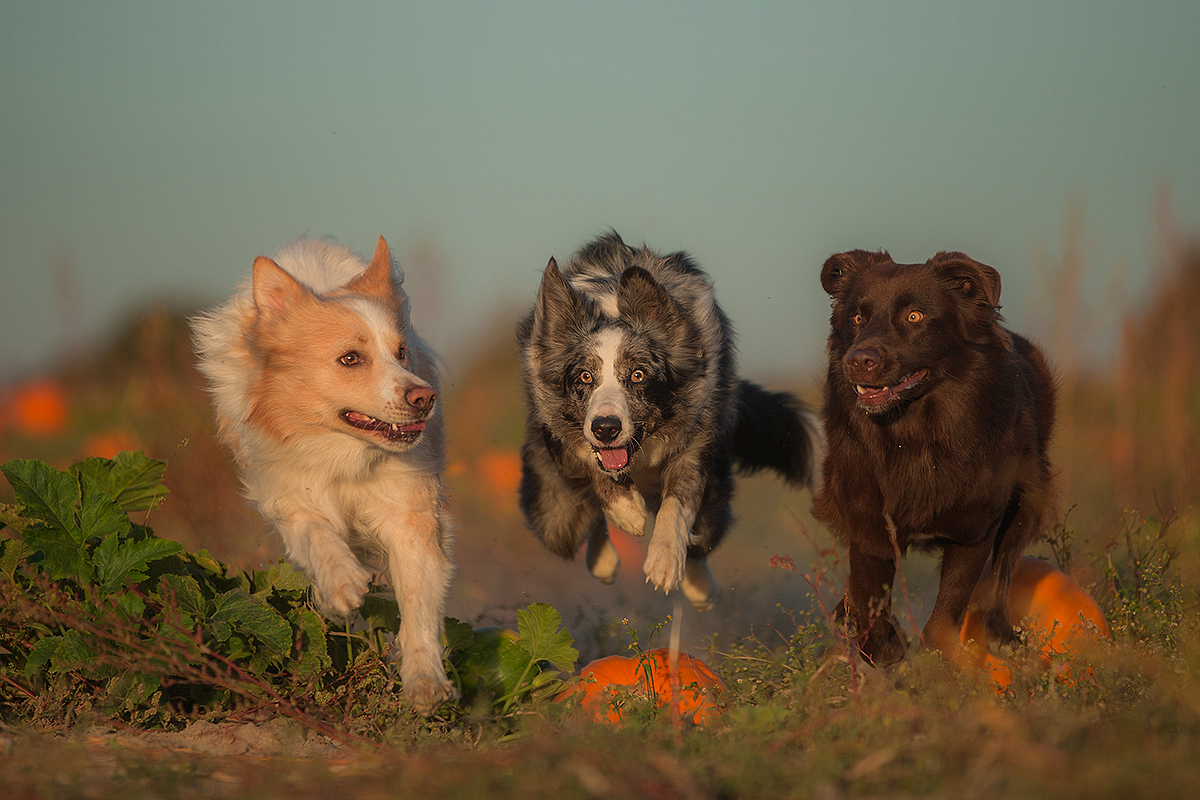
[929,252,1002,308]
[820,250,891,298]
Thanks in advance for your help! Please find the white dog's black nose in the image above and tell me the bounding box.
[590,415,622,444]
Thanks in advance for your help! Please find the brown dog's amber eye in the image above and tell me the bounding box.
[630,369,645,383]
[579,370,593,384]
[907,311,924,323]
[852,313,864,325]
[339,352,363,366]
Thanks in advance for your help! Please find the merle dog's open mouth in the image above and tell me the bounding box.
[341,410,426,443]
[854,369,929,410]
[594,446,630,472]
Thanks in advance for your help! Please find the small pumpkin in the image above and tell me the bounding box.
[558,648,725,725]
[960,556,1111,691]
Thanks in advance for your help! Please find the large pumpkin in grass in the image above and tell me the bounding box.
[558,648,725,725]
[960,556,1111,690]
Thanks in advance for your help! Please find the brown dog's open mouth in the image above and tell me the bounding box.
[341,410,426,443]
[854,370,929,410]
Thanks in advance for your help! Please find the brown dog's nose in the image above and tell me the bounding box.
[846,348,881,381]
[405,385,437,413]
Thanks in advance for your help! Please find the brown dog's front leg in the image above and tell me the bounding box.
[923,537,993,667]
[844,543,907,668]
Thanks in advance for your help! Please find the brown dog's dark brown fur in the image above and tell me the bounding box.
[813,250,1057,668]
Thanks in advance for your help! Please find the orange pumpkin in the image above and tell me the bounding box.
[960,556,1111,691]
[559,648,725,725]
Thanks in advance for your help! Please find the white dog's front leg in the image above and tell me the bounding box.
[643,496,696,594]
[604,488,649,536]
[380,508,457,714]
[276,514,371,618]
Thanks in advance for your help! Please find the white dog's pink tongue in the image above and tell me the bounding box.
[598,447,629,471]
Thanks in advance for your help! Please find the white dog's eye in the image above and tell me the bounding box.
[397,345,407,361]
[630,369,646,383]
[339,351,363,366]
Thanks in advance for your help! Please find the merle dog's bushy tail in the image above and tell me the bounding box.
[732,380,817,488]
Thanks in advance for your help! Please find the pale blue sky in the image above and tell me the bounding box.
[2,1,1197,382]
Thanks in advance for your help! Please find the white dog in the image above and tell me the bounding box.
[192,235,455,712]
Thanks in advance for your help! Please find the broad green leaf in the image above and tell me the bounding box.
[2,459,81,543]
[514,602,578,673]
[24,635,63,679]
[210,589,293,657]
[153,574,207,617]
[23,526,91,583]
[0,502,26,534]
[254,561,310,594]
[0,536,32,580]
[93,534,184,594]
[290,607,332,679]
[49,629,96,673]
[71,452,169,512]
[79,474,132,544]
[116,590,146,621]
[443,617,475,656]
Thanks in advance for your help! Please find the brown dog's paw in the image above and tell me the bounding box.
[860,616,909,669]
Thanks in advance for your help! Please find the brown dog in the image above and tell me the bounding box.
[813,250,1057,668]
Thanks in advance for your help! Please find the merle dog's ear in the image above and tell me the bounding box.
[617,267,677,326]
[929,252,1002,308]
[820,250,890,298]
[531,257,587,339]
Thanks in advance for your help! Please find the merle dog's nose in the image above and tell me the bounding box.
[405,385,437,413]
[591,416,622,444]
[845,348,881,382]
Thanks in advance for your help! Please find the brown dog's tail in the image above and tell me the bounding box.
[732,380,818,488]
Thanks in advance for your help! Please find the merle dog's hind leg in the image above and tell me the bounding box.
[586,518,621,584]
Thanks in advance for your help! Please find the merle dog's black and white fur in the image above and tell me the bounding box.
[518,233,816,610]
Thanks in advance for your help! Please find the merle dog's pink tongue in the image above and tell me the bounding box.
[598,447,629,470]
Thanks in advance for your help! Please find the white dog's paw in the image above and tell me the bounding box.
[643,537,686,594]
[586,533,621,584]
[402,671,458,715]
[314,558,373,618]
[605,491,648,536]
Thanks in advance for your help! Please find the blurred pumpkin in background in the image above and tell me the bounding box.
[559,648,724,726]
[7,378,69,437]
[960,556,1112,691]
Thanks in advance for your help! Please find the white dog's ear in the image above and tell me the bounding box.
[344,235,399,300]
[252,256,307,315]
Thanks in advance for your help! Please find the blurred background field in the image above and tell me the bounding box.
[2,202,1196,661]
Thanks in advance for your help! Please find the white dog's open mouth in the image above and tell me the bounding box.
[341,410,426,443]
[854,369,928,410]
[594,446,630,472]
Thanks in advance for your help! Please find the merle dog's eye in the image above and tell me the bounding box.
[579,370,593,384]
[907,311,924,323]
[397,345,407,361]
[339,351,363,366]
[630,369,646,383]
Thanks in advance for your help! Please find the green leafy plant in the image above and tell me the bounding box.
[0,453,576,739]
